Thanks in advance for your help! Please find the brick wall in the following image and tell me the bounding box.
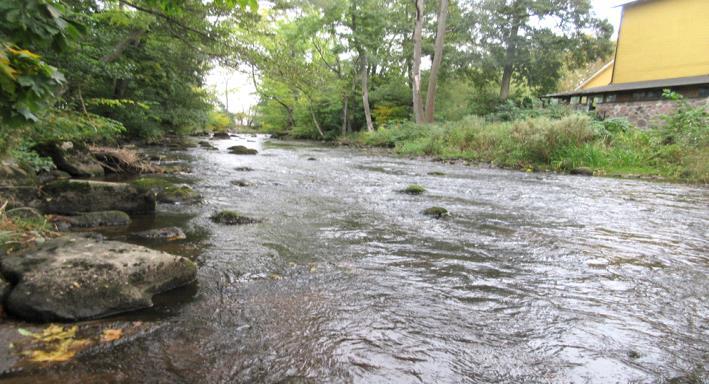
[595,97,709,128]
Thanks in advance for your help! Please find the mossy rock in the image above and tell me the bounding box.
[67,210,131,228]
[427,171,446,176]
[42,180,156,214]
[131,177,201,204]
[422,206,450,218]
[228,145,258,155]
[210,210,259,225]
[569,167,594,176]
[198,141,217,150]
[400,184,426,195]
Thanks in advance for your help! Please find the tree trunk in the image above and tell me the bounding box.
[499,22,520,101]
[360,54,374,132]
[309,105,325,138]
[341,95,349,135]
[424,0,448,123]
[412,0,425,124]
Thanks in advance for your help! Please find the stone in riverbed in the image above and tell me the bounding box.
[212,132,231,139]
[228,145,258,155]
[399,184,426,195]
[0,235,197,321]
[230,179,252,187]
[198,141,217,150]
[130,177,201,205]
[41,180,156,214]
[422,206,450,218]
[52,210,131,230]
[134,227,187,241]
[569,167,594,176]
[210,210,259,225]
[234,166,254,172]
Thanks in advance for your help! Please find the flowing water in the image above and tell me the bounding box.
[3,135,708,383]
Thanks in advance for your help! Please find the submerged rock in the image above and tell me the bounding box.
[52,210,131,230]
[134,227,187,241]
[228,145,258,155]
[307,157,317,161]
[422,206,450,218]
[131,177,201,204]
[234,166,254,172]
[36,142,105,178]
[198,141,217,150]
[399,184,426,195]
[0,235,197,321]
[427,171,446,176]
[210,210,259,225]
[212,132,230,139]
[569,167,594,176]
[230,179,252,187]
[41,180,156,214]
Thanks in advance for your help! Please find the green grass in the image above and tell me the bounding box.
[345,113,708,183]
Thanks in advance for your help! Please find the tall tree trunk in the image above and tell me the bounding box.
[308,104,325,138]
[499,22,520,101]
[412,0,425,124]
[424,0,449,123]
[341,95,349,135]
[360,54,374,132]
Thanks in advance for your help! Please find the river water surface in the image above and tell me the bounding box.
[4,135,708,383]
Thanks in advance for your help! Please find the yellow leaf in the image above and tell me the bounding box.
[100,329,123,343]
[23,338,91,362]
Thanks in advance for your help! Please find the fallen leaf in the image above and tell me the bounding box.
[100,328,123,343]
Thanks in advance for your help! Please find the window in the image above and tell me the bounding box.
[631,90,662,101]
[605,94,617,103]
[700,87,709,97]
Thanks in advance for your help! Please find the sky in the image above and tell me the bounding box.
[205,0,625,114]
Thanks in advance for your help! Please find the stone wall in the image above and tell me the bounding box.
[595,97,709,128]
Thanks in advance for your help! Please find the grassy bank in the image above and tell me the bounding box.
[341,111,708,183]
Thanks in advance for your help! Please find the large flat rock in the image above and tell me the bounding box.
[0,235,197,322]
[41,180,156,214]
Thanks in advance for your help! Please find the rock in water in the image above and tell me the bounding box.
[228,145,258,155]
[198,141,217,150]
[0,235,197,321]
[41,180,156,214]
[134,227,187,241]
[422,206,450,218]
[230,179,252,187]
[569,167,594,176]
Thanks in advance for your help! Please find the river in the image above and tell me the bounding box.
[3,134,708,383]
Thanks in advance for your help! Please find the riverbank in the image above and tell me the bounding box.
[338,113,709,184]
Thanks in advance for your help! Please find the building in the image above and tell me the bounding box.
[547,0,709,127]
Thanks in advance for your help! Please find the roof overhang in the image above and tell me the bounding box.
[545,74,709,98]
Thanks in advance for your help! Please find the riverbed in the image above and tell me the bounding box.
[2,134,708,383]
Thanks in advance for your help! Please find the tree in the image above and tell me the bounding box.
[475,0,613,100]
[423,0,449,123]
[412,0,425,124]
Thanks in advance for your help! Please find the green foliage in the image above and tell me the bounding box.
[351,112,709,183]
[659,90,708,147]
[10,142,55,173]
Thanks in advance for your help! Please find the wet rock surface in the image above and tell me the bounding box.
[0,235,197,322]
[51,211,131,230]
[130,177,202,205]
[41,180,156,214]
[228,145,258,155]
[134,227,187,241]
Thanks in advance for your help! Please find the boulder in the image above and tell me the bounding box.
[212,132,231,139]
[422,206,450,218]
[210,210,259,225]
[134,227,187,241]
[569,167,594,176]
[130,177,201,204]
[228,145,258,155]
[198,141,217,150]
[0,235,197,321]
[0,275,10,303]
[230,179,252,187]
[234,166,254,172]
[41,180,156,214]
[51,210,131,230]
[35,142,105,178]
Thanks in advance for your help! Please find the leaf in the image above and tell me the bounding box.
[17,328,33,337]
[100,329,123,343]
[24,338,91,362]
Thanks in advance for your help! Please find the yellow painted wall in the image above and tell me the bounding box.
[613,0,709,84]
[580,62,613,90]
